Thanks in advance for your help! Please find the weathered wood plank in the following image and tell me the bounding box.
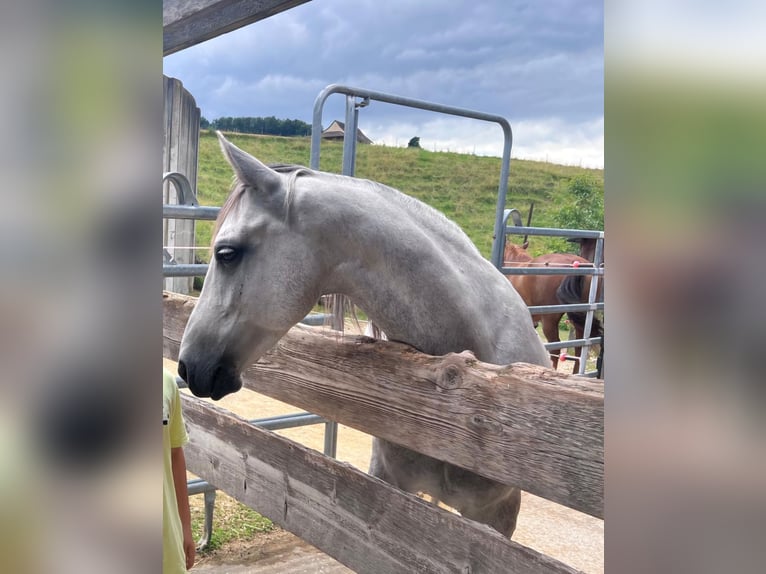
[163,76,199,294]
[182,393,583,574]
[164,291,604,518]
[163,0,313,55]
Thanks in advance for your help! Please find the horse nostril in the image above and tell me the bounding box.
[177,360,188,383]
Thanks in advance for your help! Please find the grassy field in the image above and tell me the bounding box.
[192,130,603,262]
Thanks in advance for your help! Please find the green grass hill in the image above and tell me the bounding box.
[193,130,603,261]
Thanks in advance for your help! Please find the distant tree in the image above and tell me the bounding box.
[213,117,234,131]
[199,116,210,129]
[554,175,604,231]
[207,116,311,136]
[408,136,421,148]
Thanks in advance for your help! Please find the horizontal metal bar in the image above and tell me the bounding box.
[180,376,327,430]
[176,387,327,429]
[544,337,603,351]
[163,204,220,220]
[502,267,603,276]
[301,313,330,326]
[312,84,512,139]
[187,478,216,495]
[163,263,208,277]
[252,412,328,431]
[529,303,604,314]
[505,226,604,240]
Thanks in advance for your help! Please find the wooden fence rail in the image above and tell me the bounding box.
[164,0,312,55]
[182,393,582,574]
[163,291,603,519]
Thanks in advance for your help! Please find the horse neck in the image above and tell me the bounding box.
[300,180,503,357]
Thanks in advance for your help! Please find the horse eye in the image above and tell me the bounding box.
[215,246,240,264]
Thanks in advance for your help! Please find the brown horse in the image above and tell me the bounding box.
[504,241,603,370]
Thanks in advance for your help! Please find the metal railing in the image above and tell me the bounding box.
[501,209,604,376]
[309,85,604,377]
[309,84,514,267]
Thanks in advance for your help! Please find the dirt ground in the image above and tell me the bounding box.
[164,350,603,573]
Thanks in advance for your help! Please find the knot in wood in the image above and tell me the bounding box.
[436,363,463,390]
[468,414,503,435]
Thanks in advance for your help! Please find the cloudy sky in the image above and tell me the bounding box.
[163,0,603,168]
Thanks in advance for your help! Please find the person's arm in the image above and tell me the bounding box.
[171,446,195,570]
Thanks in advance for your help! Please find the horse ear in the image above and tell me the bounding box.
[217,132,281,192]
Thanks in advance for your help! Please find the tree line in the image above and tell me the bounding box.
[200,116,312,137]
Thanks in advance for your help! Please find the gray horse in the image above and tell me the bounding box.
[178,133,550,537]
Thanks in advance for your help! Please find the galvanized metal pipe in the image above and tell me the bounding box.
[544,337,603,351]
[163,263,208,277]
[300,313,331,326]
[163,204,219,220]
[163,171,197,206]
[323,421,338,458]
[342,94,358,176]
[505,226,604,240]
[502,267,604,276]
[187,478,216,495]
[578,237,605,375]
[251,412,328,431]
[309,84,513,269]
[527,303,604,315]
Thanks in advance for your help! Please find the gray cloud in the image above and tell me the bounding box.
[163,0,603,167]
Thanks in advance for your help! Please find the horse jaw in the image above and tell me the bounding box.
[178,312,286,400]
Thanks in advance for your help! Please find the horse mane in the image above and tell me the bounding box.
[211,182,245,244]
[213,164,480,259]
[377,181,480,254]
[212,162,486,337]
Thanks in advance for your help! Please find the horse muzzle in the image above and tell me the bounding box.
[177,356,243,400]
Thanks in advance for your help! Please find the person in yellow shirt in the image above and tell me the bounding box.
[163,368,195,573]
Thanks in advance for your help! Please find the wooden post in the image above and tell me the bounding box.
[163,75,200,294]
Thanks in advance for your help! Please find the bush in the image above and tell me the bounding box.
[554,175,604,231]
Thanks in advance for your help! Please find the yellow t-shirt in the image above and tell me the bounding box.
[163,368,189,574]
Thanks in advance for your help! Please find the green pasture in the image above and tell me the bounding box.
[192,131,603,263]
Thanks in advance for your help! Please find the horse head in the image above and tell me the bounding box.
[503,240,531,264]
[178,133,323,400]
